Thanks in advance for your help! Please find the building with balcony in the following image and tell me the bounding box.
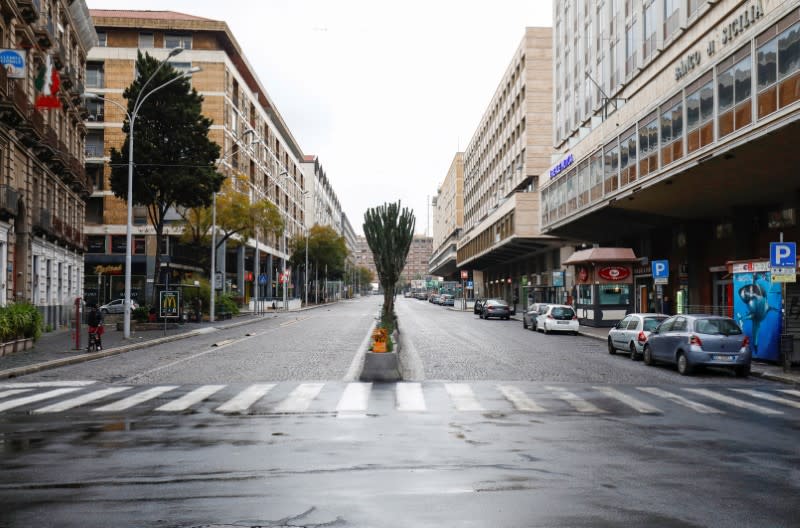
[301,154,343,234]
[0,0,95,327]
[429,152,463,281]
[401,235,433,285]
[540,0,800,332]
[355,235,377,287]
[85,10,308,305]
[457,27,562,306]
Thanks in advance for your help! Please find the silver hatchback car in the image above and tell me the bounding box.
[607,313,668,360]
[643,315,751,377]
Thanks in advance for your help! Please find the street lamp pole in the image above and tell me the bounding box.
[304,227,308,307]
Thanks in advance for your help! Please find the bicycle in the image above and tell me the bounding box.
[87,324,103,352]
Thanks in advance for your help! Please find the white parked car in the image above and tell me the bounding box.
[607,313,668,360]
[98,298,139,314]
[536,304,579,334]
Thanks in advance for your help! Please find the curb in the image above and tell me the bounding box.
[0,305,327,380]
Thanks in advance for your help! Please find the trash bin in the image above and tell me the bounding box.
[780,334,795,369]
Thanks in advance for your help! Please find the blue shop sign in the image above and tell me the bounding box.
[549,154,574,179]
[0,49,26,79]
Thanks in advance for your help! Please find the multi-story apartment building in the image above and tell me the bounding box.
[300,155,343,235]
[429,153,464,281]
[401,235,433,285]
[84,10,307,305]
[457,27,559,304]
[540,0,800,339]
[355,235,377,287]
[0,0,94,327]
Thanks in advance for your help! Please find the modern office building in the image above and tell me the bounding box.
[540,0,799,335]
[429,152,464,281]
[401,235,434,285]
[0,0,95,327]
[301,154,343,235]
[457,27,562,305]
[84,10,307,305]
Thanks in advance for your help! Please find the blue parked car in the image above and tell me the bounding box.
[643,315,751,377]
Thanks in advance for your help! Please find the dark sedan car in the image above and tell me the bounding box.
[480,299,511,320]
[473,298,485,314]
[643,315,751,376]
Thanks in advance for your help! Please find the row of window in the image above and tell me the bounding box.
[96,31,193,50]
[542,13,800,227]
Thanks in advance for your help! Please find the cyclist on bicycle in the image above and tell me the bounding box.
[87,306,104,350]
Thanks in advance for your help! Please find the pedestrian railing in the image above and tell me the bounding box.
[680,305,733,317]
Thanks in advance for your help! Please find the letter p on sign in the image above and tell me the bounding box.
[770,242,796,268]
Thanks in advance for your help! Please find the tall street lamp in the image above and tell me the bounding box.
[84,49,199,339]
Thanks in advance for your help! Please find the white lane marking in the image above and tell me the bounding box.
[445,383,485,412]
[155,385,226,412]
[637,387,723,414]
[215,384,276,413]
[0,388,82,413]
[498,385,545,412]
[273,383,325,413]
[93,386,178,412]
[0,381,97,388]
[336,383,372,413]
[593,386,661,414]
[683,388,783,416]
[779,389,800,399]
[546,386,605,414]
[33,387,131,414]
[0,389,34,400]
[396,382,426,412]
[732,389,800,410]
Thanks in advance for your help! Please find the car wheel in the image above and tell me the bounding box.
[735,364,751,378]
[607,337,615,355]
[643,345,654,366]
[629,342,638,361]
[101,309,109,315]
[677,352,692,376]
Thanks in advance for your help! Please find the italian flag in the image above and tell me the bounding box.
[35,55,61,109]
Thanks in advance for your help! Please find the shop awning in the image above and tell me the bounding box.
[563,247,638,265]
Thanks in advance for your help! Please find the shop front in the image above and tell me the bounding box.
[564,248,637,327]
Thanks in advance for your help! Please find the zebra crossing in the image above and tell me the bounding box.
[0,380,799,419]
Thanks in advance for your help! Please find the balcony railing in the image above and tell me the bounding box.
[33,207,52,234]
[16,0,40,23]
[33,14,55,48]
[84,144,103,158]
[0,81,29,126]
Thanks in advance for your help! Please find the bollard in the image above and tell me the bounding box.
[74,297,82,350]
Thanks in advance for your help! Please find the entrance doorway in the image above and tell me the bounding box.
[713,274,733,317]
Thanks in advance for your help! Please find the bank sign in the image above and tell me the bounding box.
[0,49,26,79]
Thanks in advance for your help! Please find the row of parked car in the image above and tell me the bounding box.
[519,302,752,377]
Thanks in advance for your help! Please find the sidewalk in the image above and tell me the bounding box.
[0,303,325,380]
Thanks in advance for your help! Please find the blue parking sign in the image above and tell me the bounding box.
[770,242,796,268]
[651,260,669,279]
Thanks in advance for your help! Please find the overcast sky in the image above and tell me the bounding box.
[86,0,553,235]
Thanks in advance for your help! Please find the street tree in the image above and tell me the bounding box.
[109,52,223,297]
[177,173,284,272]
[289,224,348,283]
[356,266,374,294]
[363,201,415,326]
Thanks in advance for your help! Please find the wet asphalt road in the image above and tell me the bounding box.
[1,296,799,527]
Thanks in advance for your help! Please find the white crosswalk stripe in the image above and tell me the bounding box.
[93,386,178,412]
[336,382,372,413]
[0,388,82,412]
[592,386,661,414]
[215,384,275,413]
[3,382,799,419]
[396,382,426,412]
[273,383,325,413]
[0,381,96,388]
[445,383,484,411]
[684,388,783,416]
[0,389,34,400]
[637,387,723,414]
[33,387,131,414]
[546,386,605,413]
[731,389,800,409]
[498,385,545,412]
[155,385,226,412]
